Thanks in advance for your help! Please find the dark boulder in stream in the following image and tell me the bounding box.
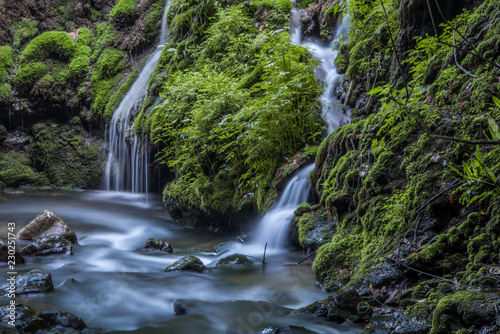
[216,254,254,266]
[0,238,25,264]
[16,210,78,244]
[145,238,173,253]
[15,269,54,294]
[165,256,206,273]
[20,234,73,256]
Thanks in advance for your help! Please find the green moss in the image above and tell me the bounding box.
[216,254,254,266]
[0,46,14,82]
[20,31,76,63]
[110,0,138,27]
[11,18,39,48]
[32,123,104,189]
[77,28,92,47]
[104,59,143,118]
[13,62,48,90]
[91,48,127,115]
[0,153,46,188]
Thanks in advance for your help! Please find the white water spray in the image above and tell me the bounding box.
[251,9,351,250]
[104,1,170,193]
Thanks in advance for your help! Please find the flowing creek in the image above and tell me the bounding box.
[0,190,360,333]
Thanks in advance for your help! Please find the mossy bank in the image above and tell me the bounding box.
[298,0,500,332]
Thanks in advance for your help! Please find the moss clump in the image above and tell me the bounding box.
[20,31,76,63]
[13,62,48,91]
[11,19,39,48]
[0,153,46,188]
[216,254,254,266]
[91,48,127,115]
[31,123,104,189]
[0,46,14,100]
[110,0,138,28]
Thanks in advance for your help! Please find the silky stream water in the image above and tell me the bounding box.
[0,190,360,333]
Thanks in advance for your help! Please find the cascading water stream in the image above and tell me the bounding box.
[104,1,170,193]
[251,9,351,251]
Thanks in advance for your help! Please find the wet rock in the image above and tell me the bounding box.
[291,300,328,318]
[236,233,251,243]
[356,302,373,323]
[173,300,186,315]
[20,234,72,256]
[15,269,54,294]
[38,311,87,330]
[22,317,52,332]
[0,238,25,264]
[325,288,363,323]
[144,238,173,253]
[165,256,206,273]
[0,303,36,324]
[216,254,254,266]
[16,210,78,244]
[211,241,233,253]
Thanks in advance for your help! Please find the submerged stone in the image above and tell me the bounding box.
[165,256,206,273]
[216,254,254,266]
[145,238,173,253]
[173,300,186,315]
[16,210,78,244]
[20,234,72,256]
[38,311,87,330]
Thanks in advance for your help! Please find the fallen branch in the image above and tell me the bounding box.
[297,249,317,265]
[384,256,457,284]
[262,242,268,265]
[432,135,500,145]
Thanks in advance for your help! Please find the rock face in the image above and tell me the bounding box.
[14,269,54,294]
[144,238,173,253]
[165,256,206,273]
[216,254,254,266]
[16,210,78,244]
[0,239,25,264]
[20,234,73,256]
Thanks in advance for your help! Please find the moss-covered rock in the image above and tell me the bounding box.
[216,254,254,266]
[165,256,206,273]
[144,238,173,253]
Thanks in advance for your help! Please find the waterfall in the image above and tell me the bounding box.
[104,1,170,193]
[251,9,351,250]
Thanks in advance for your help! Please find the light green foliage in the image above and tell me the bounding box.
[110,0,138,25]
[0,153,43,188]
[104,65,140,119]
[341,0,396,85]
[143,24,322,214]
[91,48,127,115]
[13,62,48,90]
[0,46,14,100]
[167,0,217,42]
[11,19,39,48]
[20,31,76,63]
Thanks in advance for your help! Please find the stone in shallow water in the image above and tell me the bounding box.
[165,256,206,273]
[15,269,54,294]
[216,254,254,266]
[20,234,73,256]
[15,210,78,244]
[144,238,173,253]
[173,300,186,315]
[0,238,25,264]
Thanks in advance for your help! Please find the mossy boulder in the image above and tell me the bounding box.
[20,235,73,256]
[0,152,44,188]
[216,254,254,266]
[145,238,173,253]
[290,205,335,250]
[165,256,206,273]
[110,0,138,29]
[16,210,78,244]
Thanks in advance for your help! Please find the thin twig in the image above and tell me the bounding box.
[384,256,456,284]
[432,135,500,145]
[453,25,478,78]
[262,242,268,265]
